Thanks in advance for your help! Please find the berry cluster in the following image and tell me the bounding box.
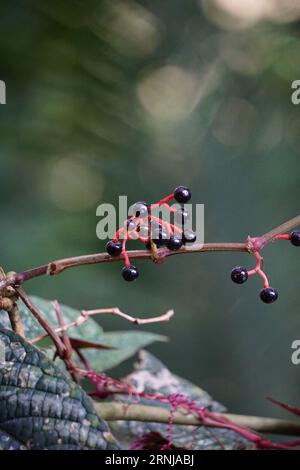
[231,231,300,303]
[106,186,196,281]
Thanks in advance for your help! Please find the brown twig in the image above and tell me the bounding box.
[0,213,298,292]
[96,402,300,437]
[3,243,246,288]
[30,307,174,344]
[15,287,66,357]
[52,300,73,356]
[7,302,25,337]
[51,300,80,383]
[0,297,25,337]
[248,214,300,251]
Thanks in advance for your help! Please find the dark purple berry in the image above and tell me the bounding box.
[122,265,139,282]
[174,207,189,225]
[106,240,122,257]
[167,236,183,251]
[149,220,161,233]
[290,231,300,247]
[182,230,196,244]
[174,186,191,203]
[139,224,150,238]
[260,287,278,304]
[132,201,149,218]
[126,219,136,232]
[231,266,248,284]
[151,227,169,247]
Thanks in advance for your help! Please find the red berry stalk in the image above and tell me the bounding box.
[231,231,300,303]
[106,186,196,281]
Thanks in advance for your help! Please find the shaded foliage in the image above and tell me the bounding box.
[109,350,254,450]
[0,328,119,449]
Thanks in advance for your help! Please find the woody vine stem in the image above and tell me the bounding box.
[0,212,299,442]
[1,213,299,288]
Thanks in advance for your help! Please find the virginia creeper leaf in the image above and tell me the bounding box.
[108,350,255,450]
[0,296,167,372]
[0,328,119,450]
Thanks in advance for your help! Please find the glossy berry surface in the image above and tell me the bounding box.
[167,236,183,251]
[126,219,136,232]
[182,230,196,244]
[174,208,189,225]
[138,224,150,238]
[231,266,248,284]
[132,201,149,218]
[122,265,139,281]
[290,231,300,247]
[106,240,122,257]
[174,186,191,204]
[149,220,161,234]
[151,227,168,246]
[260,287,278,304]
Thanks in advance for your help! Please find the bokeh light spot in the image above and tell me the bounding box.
[201,0,300,30]
[201,0,272,30]
[137,66,200,123]
[94,1,160,58]
[48,157,104,212]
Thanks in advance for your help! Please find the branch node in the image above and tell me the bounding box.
[47,262,59,276]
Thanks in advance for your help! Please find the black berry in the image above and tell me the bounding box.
[106,240,122,257]
[139,224,150,238]
[149,220,161,233]
[151,227,169,247]
[174,186,191,203]
[167,236,183,251]
[182,230,196,244]
[174,207,189,225]
[122,265,139,282]
[260,287,278,304]
[126,219,136,232]
[132,201,149,218]
[290,231,300,247]
[231,266,248,284]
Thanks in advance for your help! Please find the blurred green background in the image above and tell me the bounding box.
[0,0,300,420]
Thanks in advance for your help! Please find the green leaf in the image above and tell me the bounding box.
[18,296,105,343]
[0,328,119,450]
[108,350,255,450]
[82,330,167,372]
[0,430,27,450]
[0,296,166,372]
